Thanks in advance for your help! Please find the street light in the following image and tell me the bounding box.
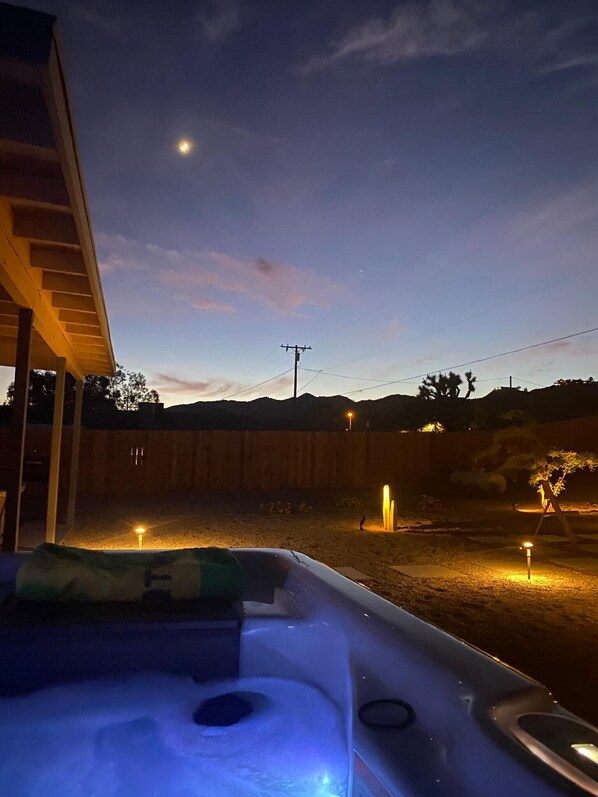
[346,411,354,431]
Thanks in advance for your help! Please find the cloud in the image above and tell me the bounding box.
[536,53,598,75]
[161,249,342,315]
[153,372,293,400]
[96,233,152,274]
[153,374,243,397]
[97,234,344,316]
[192,297,235,313]
[298,1,598,77]
[299,0,493,74]
[196,0,241,42]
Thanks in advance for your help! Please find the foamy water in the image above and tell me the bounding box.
[0,674,348,796]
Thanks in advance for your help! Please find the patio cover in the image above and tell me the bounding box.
[0,3,116,549]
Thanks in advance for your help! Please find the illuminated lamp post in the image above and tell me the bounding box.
[347,411,354,431]
[134,526,146,548]
[521,541,533,580]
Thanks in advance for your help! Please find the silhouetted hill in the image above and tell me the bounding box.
[160,382,598,432]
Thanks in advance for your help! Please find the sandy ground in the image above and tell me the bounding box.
[63,490,598,725]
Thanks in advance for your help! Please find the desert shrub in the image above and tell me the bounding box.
[260,500,311,515]
[332,496,361,508]
[418,494,446,512]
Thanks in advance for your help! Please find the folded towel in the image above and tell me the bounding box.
[16,543,243,603]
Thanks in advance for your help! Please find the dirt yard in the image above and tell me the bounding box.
[63,490,598,725]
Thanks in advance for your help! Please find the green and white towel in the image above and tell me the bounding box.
[16,543,243,603]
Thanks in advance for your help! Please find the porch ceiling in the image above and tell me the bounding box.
[0,3,115,379]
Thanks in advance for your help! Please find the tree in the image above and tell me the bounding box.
[464,370,477,399]
[418,371,463,399]
[107,364,160,411]
[4,363,159,414]
[474,424,598,499]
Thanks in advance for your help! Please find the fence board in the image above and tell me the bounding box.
[1,416,598,496]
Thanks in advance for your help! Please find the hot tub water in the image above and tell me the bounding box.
[0,674,348,797]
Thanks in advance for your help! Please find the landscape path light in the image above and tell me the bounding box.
[134,526,146,548]
[521,541,534,580]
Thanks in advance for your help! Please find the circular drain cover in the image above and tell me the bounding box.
[358,699,415,729]
[193,692,254,727]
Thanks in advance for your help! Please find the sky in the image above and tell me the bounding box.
[4,0,598,406]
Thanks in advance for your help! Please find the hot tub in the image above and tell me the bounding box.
[0,549,596,796]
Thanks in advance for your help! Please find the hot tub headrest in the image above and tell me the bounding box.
[16,543,243,603]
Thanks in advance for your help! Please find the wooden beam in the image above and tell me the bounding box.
[12,206,78,245]
[0,198,85,379]
[71,335,106,352]
[0,325,18,337]
[0,314,18,325]
[0,139,59,164]
[51,292,95,312]
[0,339,56,368]
[30,244,86,274]
[42,271,91,295]
[65,322,101,336]
[66,378,83,529]
[46,357,66,543]
[0,170,69,209]
[0,300,19,315]
[2,308,32,552]
[58,308,99,324]
[45,39,115,375]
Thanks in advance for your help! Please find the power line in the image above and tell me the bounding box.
[222,368,294,400]
[301,367,419,385]
[297,369,322,394]
[342,324,598,397]
[327,264,595,371]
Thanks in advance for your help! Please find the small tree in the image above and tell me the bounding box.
[464,370,477,399]
[418,371,462,399]
[474,425,598,501]
[418,370,477,400]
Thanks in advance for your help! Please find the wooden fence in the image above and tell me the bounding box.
[1,415,598,496]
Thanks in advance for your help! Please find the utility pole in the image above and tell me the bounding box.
[509,376,512,389]
[281,344,312,398]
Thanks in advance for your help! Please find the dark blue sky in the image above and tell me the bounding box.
[10,0,598,403]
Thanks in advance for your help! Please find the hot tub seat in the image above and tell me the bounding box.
[0,589,242,694]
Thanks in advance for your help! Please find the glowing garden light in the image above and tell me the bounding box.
[346,410,354,431]
[521,541,534,580]
[382,485,396,531]
[134,526,146,548]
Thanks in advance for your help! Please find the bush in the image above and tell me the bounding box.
[260,500,311,515]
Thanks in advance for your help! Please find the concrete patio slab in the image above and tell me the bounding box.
[548,557,598,573]
[388,564,462,578]
[334,566,373,583]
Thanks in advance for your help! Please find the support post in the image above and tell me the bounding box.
[2,308,33,552]
[66,378,83,529]
[46,358,66,543]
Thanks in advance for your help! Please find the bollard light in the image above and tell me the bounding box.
[521,541,534,580]
[134,526,146,548]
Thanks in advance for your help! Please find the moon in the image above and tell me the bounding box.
[177,139,192,155]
